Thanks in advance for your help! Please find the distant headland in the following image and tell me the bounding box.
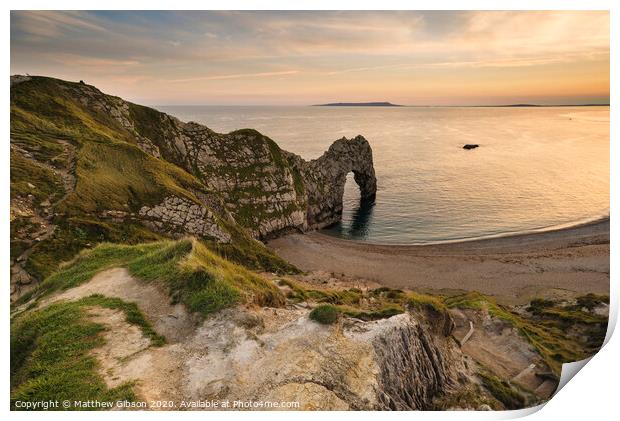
[313,102,403,107]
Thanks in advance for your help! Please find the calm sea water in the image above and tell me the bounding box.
[156,105,610,244]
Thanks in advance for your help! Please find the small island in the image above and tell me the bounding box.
[314,101,403,107]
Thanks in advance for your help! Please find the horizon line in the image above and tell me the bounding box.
[151,103,610,108]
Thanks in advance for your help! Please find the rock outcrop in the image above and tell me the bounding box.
[295,136,377,230]
[138,196,231,243]
[44,76,377,239]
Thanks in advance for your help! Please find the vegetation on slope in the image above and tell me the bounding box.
[19,239,285,316]
[10,150,65,205]
[23,218,162,283]
[61,140,207,215]
[478,369,526,410]
[11,76,298,288]
[309,304,340,324]
[444,292,608,374]
[11,295,164,409]
[279,280,452,323]
[205,218,299,274]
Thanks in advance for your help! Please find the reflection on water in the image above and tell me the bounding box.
[328,188,376,239]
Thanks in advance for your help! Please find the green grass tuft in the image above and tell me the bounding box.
[574,293,609,311]
[478,370,526,410]
[309,304,340,325]
[79,295,166,346]
[406,291,447,314]
[338,304,404,321]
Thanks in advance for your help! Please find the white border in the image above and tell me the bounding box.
[3,2,616,420]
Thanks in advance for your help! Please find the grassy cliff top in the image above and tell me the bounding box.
[11,75,297,288]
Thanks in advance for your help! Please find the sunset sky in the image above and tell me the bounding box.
[10,11,610,106]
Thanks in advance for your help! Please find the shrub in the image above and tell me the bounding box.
[309,304,340,325]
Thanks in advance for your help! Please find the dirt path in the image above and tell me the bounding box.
[43,267,197,343]
[87,306,185,405]
[11,139,77,297]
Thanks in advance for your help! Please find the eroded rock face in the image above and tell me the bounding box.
[372,320,457,409]
[138,196,231,243]
[182,309,466,410]
[74,300,470,410]
[135,119,377,238]
[29,264,473,411]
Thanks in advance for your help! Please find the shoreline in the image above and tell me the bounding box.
[321,215,610,248]
[318,216,610,252]
[268,217,609,304]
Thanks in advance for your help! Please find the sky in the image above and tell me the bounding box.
[10,10,610,106]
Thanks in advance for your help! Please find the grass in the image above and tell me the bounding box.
[338,304,404,321]
[280,279,454,322]
[478,369,526,410]
[405,291,447,314]
[11,294,164,409]
[296,285,446,323]
[60,140,208,215]
[205,221,300,274]
[445,292,607,374]
[575,293,609,311]
[19,239,284,317]
[78,295,166,346]
[22,217,163,284]
[11,77,133,152]
[309,304,340,325]
[10,149,65,205]
[279,278,364,305]
[127,103,170,150]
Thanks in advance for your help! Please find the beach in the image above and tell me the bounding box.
[268,218,610,304]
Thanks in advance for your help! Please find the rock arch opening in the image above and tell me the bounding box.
[337,172,376,238]
[304,135,377,230]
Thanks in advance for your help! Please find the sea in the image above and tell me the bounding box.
[156,105,610,245]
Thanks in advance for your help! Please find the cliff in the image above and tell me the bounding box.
[10,75,376,297]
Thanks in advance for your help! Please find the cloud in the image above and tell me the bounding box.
[50,54,141,68]
[10,11,609,105]
[11,10,108,38]
[169,70,300,83]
